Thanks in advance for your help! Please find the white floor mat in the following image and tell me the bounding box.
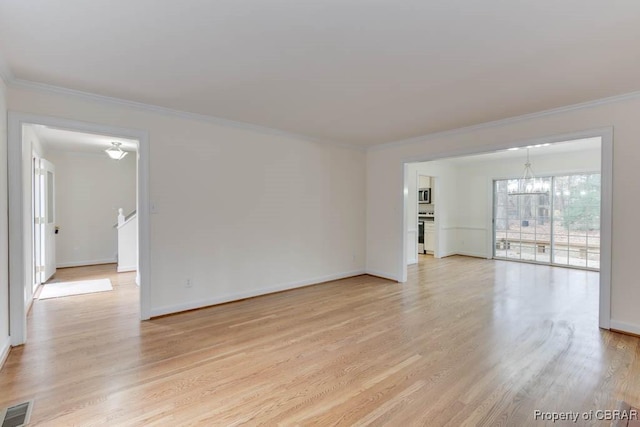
[38,278,113,300]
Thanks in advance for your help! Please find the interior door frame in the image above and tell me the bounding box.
[8,112,151,345]
[400,127,612,330]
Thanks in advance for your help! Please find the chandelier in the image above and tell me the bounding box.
[508,149,549,195]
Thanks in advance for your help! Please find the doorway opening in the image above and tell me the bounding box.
[8,113,150,346]
[417,175,436,260]
[27,124,139,297]
[402,130,611,329]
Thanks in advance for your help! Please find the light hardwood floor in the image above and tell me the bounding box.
[1,258,639,426]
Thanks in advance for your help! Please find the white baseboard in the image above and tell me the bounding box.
[364,269,399,282]
[57,258,116,268]
[438,250,458,258]
[26,293,34,315]
[455,251,489,259]
[27,284,41,315]
[438,250,487,259]
[0,336,11,370]
[407,257,417,265]
[117,265,137,273]
[150,269,366,317]
[610,320,640,336]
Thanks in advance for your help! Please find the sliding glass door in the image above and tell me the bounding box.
[494,173,600,270]
[551,174,601,269]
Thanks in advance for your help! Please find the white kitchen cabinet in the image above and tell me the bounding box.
[425,231,435,253]
[424,223,435,254]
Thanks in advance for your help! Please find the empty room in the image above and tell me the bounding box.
[1,1,640,426]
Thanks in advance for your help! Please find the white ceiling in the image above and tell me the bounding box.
[28,125,138,153]
[2,1,640,147]
[441,136,601,165]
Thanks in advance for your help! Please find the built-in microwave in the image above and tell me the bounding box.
[418,188,431,204]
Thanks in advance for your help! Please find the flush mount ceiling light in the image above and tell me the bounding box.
[508,148,550,196]
[105,142,128,160]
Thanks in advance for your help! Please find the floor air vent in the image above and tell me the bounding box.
[0,400,33,427]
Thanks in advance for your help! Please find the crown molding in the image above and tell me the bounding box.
[370,90,640,152]
[9,69,640,153]
[0,51,14,83]
[8,78,365,152]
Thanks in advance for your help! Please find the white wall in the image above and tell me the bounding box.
[0,77,9,365]
[23,125,47,158]
[8,86,366,316]
[46,150,136,267]
[367,95,640,334]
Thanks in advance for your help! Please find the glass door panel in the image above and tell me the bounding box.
[493,177,551,263]
[551,174,600,269]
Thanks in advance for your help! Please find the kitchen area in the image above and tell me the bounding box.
[406,161,455,265]
[417,175,435,256]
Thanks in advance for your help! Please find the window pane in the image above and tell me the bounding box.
[568,250,587,267]
[506,232,521,243]
[553,249,569,265]
[536,234,550,243]
[588,259,600,269]
[521,244,536,261]
[587,236,600,248]
[508,242,522,259]
[494,217,508,232]
[536,249,551,263]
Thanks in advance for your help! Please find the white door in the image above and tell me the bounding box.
[41,158,56,282]
[33,156,43,288]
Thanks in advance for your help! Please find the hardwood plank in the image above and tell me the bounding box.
[0,257,639,426]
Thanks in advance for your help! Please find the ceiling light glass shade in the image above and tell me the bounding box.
[105,142,128,160]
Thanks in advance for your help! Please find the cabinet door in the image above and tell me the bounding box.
[425,232,435,252]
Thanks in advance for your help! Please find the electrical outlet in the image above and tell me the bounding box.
[186,278,192,288]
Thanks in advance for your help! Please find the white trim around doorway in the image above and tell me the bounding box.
[8,112,151,346]
[400,127,613,330]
